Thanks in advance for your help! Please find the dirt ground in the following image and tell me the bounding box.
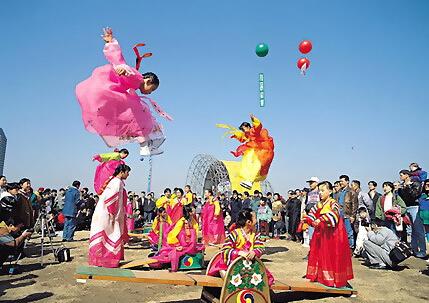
[1,231,428,303]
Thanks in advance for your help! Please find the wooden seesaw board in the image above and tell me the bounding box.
[75,257,357,303]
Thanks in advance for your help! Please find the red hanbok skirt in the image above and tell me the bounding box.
[306,218,354,288]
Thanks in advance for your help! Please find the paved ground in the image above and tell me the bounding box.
[1,231,428,303]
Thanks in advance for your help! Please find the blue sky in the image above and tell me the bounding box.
[1,0,428,195]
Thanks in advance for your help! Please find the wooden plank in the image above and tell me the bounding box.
[74,267,196,286]
[76,266,135,277]
[279,279,356,295]
[188,274,223,288]
[120,258,158,269]
[133,270,196,286]
[271,280,291,291]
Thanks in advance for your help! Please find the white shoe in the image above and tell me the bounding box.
[240,181,252,189]
[140,143,164,156]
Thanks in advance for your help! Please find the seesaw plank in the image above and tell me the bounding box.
[188,274,223,288]
[120,258,158,269]
[271,280,291,291]
[278,279,356,295]
[75,266,195,286]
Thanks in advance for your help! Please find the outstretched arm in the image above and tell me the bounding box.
[101,27,127,66]
[250,114,262,134]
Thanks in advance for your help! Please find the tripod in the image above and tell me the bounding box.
[12,209,57,272]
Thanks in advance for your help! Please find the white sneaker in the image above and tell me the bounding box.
[139,142,164,156]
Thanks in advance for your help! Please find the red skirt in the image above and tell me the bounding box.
[306,218,354,288]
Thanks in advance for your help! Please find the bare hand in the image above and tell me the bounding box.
[22,231,33,238]
[238,251,248,258]
[350,217,355,224]
[101,27,113,43]
[313,219,321,227]
[176,246,183,251]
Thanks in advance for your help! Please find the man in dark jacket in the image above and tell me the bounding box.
[242,191,251,209]
[287,190,302,241]
[338,175,359,249]
[398,170,426,258]
[229,190,242,225]
[368,181,381,220]
[142,193,156,222]
[62,181,81,242]
[15,178,34,229]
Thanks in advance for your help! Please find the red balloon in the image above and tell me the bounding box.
[297,57,310,70]
[299,40,312,54]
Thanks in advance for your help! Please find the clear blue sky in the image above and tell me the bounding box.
[1,0,428,195]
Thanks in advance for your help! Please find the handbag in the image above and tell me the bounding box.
[389,241,412,264]
[55,246,71,262]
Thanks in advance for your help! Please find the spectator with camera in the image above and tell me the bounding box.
[362,219,400,269]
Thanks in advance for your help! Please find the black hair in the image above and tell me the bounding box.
[183,205,193,221]
[253,190,260,195]
[339,175,349,182]
[157,207,166,214]
[422,179,429,195]
[236,208,253,228]
[51,189,57,193]
[232,190,238,195]
[83,187,89,193]
[113,164,131,176]
[368,181,377,187]
[352,180,361,188]
[318,181,333,191]
[266,192,272,196]
[72,180,81,188]
[334,181,341,186]
[244,191,250,197]
[164,188,171,194]
[174,187,179,192]
[119,148,129,155]
[399,169,411,176]
[0,175,5,179]
[382,181,394,191]
[206,189,213,196]
[5,182,20,191]
[239,122,251,132]
[176,188,184,195]
[142,72,159,87]
[19,178,30,186]
[185,185,191,189]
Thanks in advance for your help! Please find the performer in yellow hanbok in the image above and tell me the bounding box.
[217,114,275,189]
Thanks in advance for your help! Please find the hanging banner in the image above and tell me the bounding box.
[259,73,265,107]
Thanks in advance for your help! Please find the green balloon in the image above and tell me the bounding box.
[255,43,269,57]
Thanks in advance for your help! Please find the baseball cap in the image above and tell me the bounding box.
[306,177,320,183]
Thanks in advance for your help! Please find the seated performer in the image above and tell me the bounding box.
[207,208,274,286]
[147,207,172,250]
[93,148,129,195]
[88,164,131,268]
[155,188,172,209]
[201,189,225,245]
[150,205,204,271]
[305,181,354,288]
[167,188,186,225]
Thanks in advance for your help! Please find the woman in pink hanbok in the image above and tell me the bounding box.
[88,164,131,268]
[92,148,129,195]
[147,207,172,250]
[75,28,171,155]
[201,189,225,245]
[150,205,204,271]
[167,188,186,225]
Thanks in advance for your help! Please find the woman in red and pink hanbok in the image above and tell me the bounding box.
[201,190,225,245]
[150,205,204,271]
[88,165,131,268]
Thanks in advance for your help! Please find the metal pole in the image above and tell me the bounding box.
[147,155,152,193]
[259,73,265,107]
